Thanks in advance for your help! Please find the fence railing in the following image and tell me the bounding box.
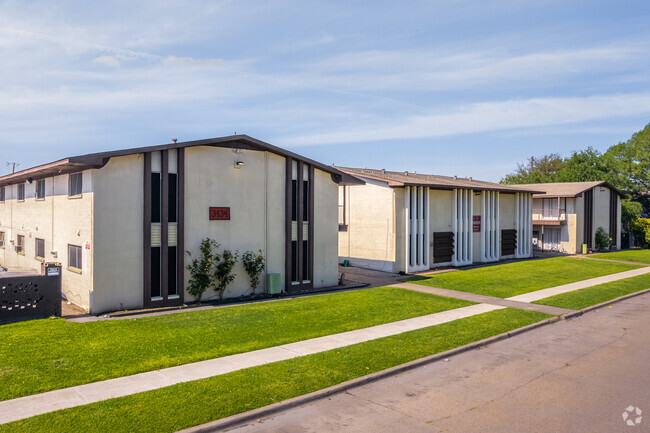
[0,266,61,324]
[532,209,567,221]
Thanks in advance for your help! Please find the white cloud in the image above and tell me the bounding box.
[281,93,650,146]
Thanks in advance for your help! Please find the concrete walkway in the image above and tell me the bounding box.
[574,254,650,267]
[0,303,502,425]
[507,266,650,303]
[392,283,574,316]
[2,264,649,425]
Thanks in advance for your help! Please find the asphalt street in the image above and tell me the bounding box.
[226,292,650,433]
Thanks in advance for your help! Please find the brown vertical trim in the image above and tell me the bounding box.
[177,148,185,303]
[143,152,152,308]
[161,150,169,301]
[296,161,304,285]
[285,157,292,292]
[609,190,617,247]
[583,188,593,249]
[308,164,314,288]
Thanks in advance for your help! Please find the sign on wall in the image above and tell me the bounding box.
[473,215,481,232]
[209,207,231,221]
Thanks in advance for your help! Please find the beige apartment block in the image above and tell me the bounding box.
[516,182,623,254]
[336,168,541,273]
[0,135,361,314]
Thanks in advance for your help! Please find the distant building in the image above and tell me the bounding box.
[516,182,623,253]
[0,135,361,314]
[336,168,541,273]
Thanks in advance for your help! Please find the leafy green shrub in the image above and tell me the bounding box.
[186,239,217,302]
[242,250,265,294]
[213,249,239,300]
[594,227,612,251]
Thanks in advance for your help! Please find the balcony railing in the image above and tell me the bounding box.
[532,209,567,222]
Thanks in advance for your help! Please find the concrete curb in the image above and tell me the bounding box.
[179,316,562,433]
[182,289,650,432]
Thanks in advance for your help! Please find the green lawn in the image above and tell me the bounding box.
[0,308,551,433]
[534,272,650,310]
[591,249,650,264]
[406,257,639,298]
[0,287,472,401]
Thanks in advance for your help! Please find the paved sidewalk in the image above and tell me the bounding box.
[3,265,648,425]
[507,266,650,303]
[574,254,650,267]
[392,283,574,316]
[0,303,502,424]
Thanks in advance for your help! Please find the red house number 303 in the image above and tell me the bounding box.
[209,207,230,220]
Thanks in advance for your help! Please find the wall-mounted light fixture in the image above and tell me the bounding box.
[234,161,244,169]
[27,177,33,184]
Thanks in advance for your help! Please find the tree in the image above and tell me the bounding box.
[622,199,643,231]
[554,147,617,183]
[605,123,650,198]
[501,153,563,184]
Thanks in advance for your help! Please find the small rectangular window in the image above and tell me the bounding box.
[17,184,25,201]
[68,244,82,269]
[151,173,161,223]
[36,179,45,199]
[0,186,5,202]
[16,235,25,254]
[69,173,83,196]
[35,238,45,259]
[0,231,5,247]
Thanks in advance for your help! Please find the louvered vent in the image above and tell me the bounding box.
[151,224,161,247]
[168,223,177,246]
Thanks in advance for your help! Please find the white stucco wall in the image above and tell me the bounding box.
[91,154,144,313]
[0,172,93,310]
[184,147,284,300]
[312,169,339,288]
[338,178,396,272]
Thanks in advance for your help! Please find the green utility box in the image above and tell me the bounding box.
[582,244,587,254]
[267,273,282,294]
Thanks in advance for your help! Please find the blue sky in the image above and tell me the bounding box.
[1,0,650,181]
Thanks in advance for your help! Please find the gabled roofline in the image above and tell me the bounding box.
[0,135,364,187]
[526,181,626,199]
[336,168,545,194]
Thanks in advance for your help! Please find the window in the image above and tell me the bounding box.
[16,235,25,254]
[338,185,347,231]
[68,244,82,270]
[35,179,45,199]
[17,184,25,201]
[35,238,45,259]
[0,231,5,247]
[0,186,4,202]
[69,173,83,196]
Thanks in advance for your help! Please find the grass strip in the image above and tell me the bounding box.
[0,308,551,433]
[590,249,650,264]
[0,287,471,401]
[533,272,650,310]
[403,257,639,298]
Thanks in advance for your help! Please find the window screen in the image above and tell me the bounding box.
[68,244,82,269]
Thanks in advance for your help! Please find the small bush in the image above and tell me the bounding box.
[213,249,239,301]
[242,250,265,294]
[594,227,612,251]
[186,239,217,302]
